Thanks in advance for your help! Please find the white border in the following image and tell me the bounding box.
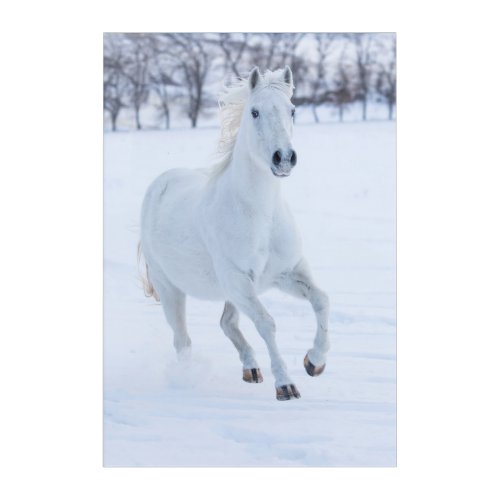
[2,1,499,499]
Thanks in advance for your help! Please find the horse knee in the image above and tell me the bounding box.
[313,289,329,313]
[220,302,239,333]
[256,313,276,338]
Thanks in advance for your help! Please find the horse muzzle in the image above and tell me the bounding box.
[271,167,292,177]
[271,148,297,177]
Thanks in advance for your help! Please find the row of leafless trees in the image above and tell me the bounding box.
[104,33,396,131]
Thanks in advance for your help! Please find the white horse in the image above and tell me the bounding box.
[139,66,330,401]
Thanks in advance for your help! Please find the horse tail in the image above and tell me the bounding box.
[136,242,160,302]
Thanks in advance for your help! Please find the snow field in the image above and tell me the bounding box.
[104,119,396,466]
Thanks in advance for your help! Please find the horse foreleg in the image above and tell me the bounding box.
[220,301,263,383]
[220,270,300,400]
[275,259,330,377]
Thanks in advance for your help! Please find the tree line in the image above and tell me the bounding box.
[104,32,396,131]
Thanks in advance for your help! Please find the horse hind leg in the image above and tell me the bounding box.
[149,268,192,358]
[220,302,263,383]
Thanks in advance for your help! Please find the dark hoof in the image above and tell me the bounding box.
[243,368,263,383]
[276,384,301,401]
[304,354,326,377]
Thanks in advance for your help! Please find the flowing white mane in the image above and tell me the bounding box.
[209,68,294,178]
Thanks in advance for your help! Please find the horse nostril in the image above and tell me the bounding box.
[272,150,282,166]
[290,150,297,166]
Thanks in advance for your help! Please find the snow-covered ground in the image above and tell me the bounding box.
[103,118,396,467]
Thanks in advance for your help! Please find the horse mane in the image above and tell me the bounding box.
[208,68,294,179]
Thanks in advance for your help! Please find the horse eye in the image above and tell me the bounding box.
[291,109,295,117]
[251,109,259,118]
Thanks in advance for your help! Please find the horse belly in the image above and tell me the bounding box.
[160,246,223,300]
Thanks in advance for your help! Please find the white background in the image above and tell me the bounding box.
[1,0,500,498]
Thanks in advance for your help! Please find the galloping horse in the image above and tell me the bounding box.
[139,67,330,401]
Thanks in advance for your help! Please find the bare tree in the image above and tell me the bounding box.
[282,33,309,97]
[122,34,152,130]
[164,33,213,128]
[309,33,337,122]
[246,33,308,96]
[103,34,128,131]
[147,34,180,129]
[243,35,261,67]
[217,33,249,78]
[349,33,374,121]
[103,32,396,130]
[149,64,177,130]
[262,33,282,70]
[276,33,305,65]
[273,34,307,92]
[330,57,356,122]
[374,35,396,120]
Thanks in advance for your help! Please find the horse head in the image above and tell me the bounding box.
[242,66,297,178]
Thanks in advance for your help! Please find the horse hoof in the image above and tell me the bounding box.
[243,368,263,383]
[276,384,301,401]
[304,354,326,377]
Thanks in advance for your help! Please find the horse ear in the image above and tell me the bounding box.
[283,65,293,86]
[249,67,261,91]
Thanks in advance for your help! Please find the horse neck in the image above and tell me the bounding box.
[224,139,281,215]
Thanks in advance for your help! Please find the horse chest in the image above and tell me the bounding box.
[202,181,301,288]
[246,216,300,287]
[248,239,271,275]
[234,217,273,271]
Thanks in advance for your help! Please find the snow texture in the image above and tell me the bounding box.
[104,118,396,467]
